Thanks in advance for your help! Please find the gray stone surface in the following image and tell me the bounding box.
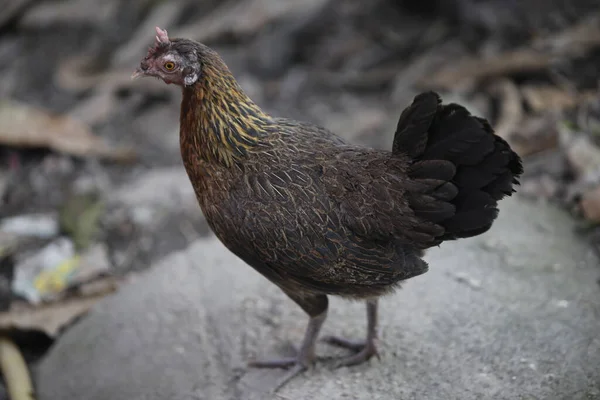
[36,197,600,400]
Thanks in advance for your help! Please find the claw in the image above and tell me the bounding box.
[322,335,365,351]
[332,345,379,368]
[323,335,379,367]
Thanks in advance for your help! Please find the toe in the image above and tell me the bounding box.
[333,343,379,368]
[322,335,366,352]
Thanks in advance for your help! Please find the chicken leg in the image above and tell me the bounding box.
[248,292,328,392]
[322,299,379,367]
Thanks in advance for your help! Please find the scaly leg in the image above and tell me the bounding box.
[248,292,328,392]
[323,298,379,367]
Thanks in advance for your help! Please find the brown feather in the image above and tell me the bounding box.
[140,39,526,299]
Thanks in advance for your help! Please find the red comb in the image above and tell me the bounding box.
[146,27,170,57]
[155,27,170,45]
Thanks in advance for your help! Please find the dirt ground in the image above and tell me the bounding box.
[1,0,600,398]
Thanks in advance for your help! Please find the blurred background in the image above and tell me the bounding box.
[0,0,600,398]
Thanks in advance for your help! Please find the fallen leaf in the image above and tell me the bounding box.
[580,186,600,223]
[0,99,136,162]
[421,48,554,89]
[0,281,116,337]
[521,85,598,113]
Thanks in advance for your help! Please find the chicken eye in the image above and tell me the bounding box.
[164,61,176,71]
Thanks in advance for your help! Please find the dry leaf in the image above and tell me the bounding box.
[0,278,117,337]
[581,186,600,223]
[521,85,598,113]
[421,49,554,89]
[0,99,136,162]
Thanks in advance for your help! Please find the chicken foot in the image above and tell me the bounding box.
[322,299,379,367]
[248,293,328,392]
[249,295,379,391]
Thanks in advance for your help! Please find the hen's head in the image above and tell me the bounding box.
[132,27,204,87]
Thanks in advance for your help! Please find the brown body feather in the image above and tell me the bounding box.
[176,44,523,301]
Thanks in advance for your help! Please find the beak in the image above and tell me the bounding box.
[131,68,145,80]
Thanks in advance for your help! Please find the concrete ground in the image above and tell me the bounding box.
[35,197,600,400]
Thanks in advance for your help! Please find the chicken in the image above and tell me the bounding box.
[133,27,523,391]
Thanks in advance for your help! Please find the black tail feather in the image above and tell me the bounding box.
[393,92,439,158]
[393,91,523,242]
